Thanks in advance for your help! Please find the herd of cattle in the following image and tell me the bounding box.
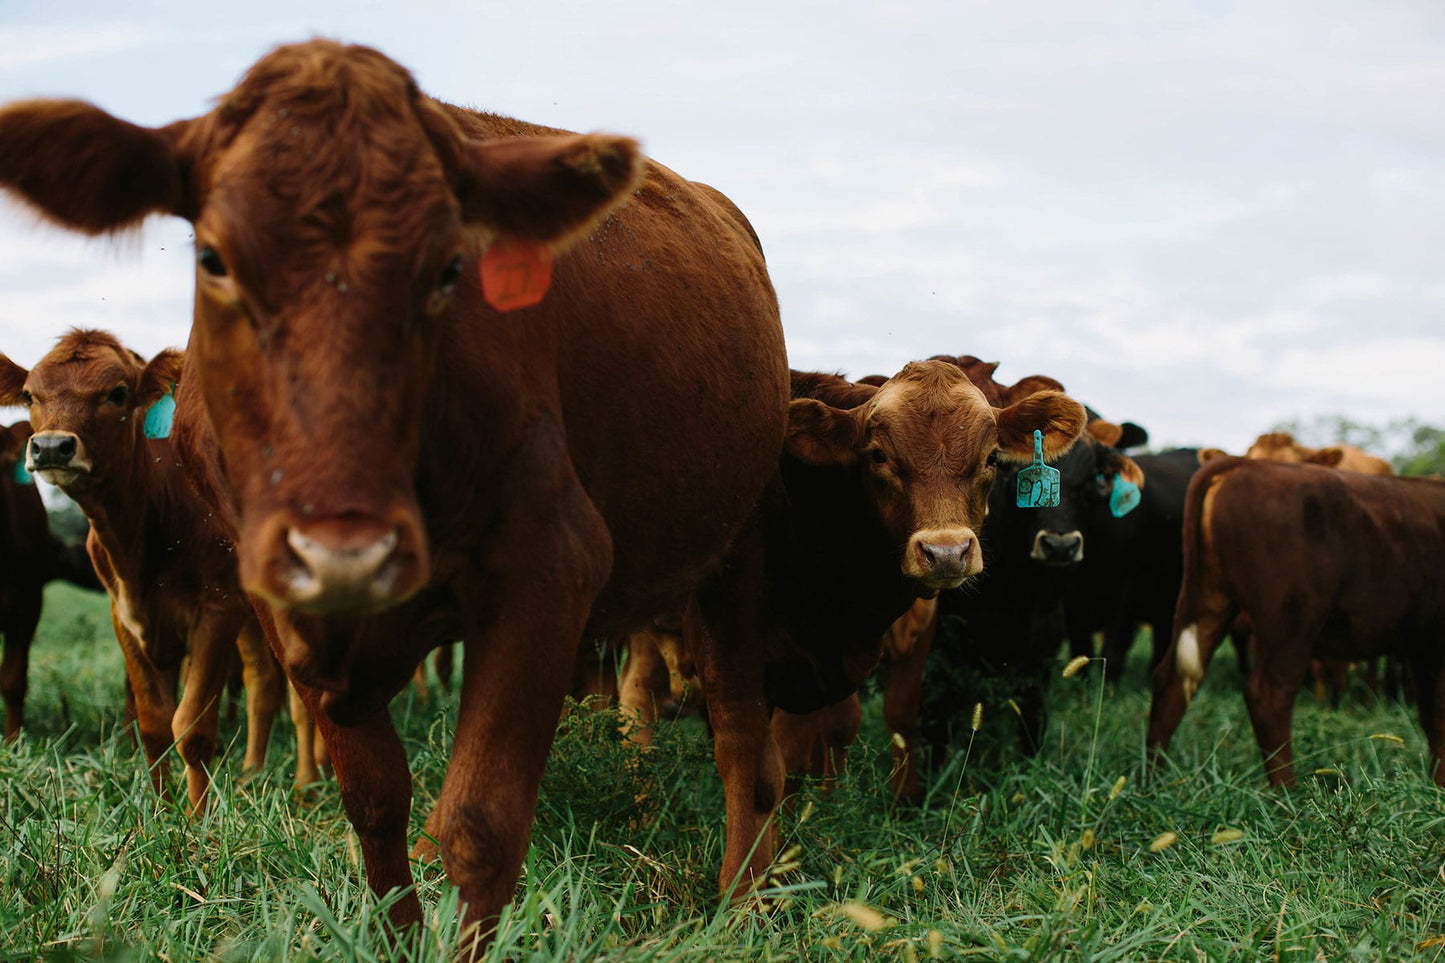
[0,38,1441,954]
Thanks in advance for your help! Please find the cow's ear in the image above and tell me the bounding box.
[995,390,1087,463]
[1085,419,1124,447]
[785,398,861,467]
[455,132,645,254]
[1198,448,1229,464]
[0,100,193,234]
[1308,447,1346,469]
[0,422,23,462]
[138,349,184,408]
[1117,421,1149,449]
[1102,450,1146,488]
[0,356,29,407]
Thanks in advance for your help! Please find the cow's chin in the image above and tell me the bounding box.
[35,467,86,488]
[913,574,969,597]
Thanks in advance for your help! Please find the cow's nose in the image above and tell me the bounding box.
[28,433,77,469]
[1036,530,1084,565]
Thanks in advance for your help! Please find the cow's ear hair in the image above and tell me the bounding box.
[0,356,29,407]
[1198,448,1229,464]
[0,100,194,234]
[455,132,645,254]
[138,349,184,408]
[995,390,1087,463]
[784,398,861,467]
[1308,447,1347,469]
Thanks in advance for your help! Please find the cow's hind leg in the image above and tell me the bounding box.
[235,617,283,773]
[1146,592,1235,767]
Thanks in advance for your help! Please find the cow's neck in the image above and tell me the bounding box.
[62,436,176,590]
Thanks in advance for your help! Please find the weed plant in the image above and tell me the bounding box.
[3,583,1445,960]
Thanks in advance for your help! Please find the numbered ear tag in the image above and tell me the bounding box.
[143,388,176,440]
[12,459,32,485]
[1109,474,1141,517]
[1016,429,1061,508]
[480,236,554,312]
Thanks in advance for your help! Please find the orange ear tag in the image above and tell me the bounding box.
[480,236,554,312]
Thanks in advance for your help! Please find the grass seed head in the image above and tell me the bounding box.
[1109,775,1127,800]
[903,941,918,963]
[971,702,983,731]
[912,875,924,894]
[928,930,944,959]
[1081,828,1096,851]
[1062,655,1091,678]
[839,900,887,932]
[1210,828,1245,845]
[799,799,815,824]
[1370,733,1406,745]
[1149,831,1178,853]
[892,731,907,750]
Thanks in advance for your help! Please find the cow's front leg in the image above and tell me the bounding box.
[290,667,422,928]
[434,475,612,956]
[173,606,247,811]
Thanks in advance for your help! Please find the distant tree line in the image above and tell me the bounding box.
[1271,415,1445,477]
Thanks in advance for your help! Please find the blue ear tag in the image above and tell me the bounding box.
[143,389,176,440]
[1016,429,1061,508]
[12,460,32,486]
[1109,474,1141,518]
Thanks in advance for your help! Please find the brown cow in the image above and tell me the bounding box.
[1147,457,1445,786]
[1200,431,1396,703]
[0,38,787,948]
[0,421,48,739]
[0,331,284,808]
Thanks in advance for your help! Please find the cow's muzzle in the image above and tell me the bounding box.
[1030,529,1084,567]
[246,511,430,615]
[904,526,982,589]
[27,431,91,483]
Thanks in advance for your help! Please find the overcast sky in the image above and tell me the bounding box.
[1,1,1442,453]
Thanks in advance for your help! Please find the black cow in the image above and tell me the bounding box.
[921,428,1143,755]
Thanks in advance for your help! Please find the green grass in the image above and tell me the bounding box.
[4,583,1445,961]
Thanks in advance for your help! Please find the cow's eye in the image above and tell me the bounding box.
[107,385,128,406]
[986,450,999,468]
[869,447,889,466]
[437,256,464,292]
[19,390,32,406]
[197,246,228,277]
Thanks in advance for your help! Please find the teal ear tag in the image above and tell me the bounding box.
[143,389,176,440]
[1109,474,1141,518]
[1016,429,1060,508]
[12,460,32,486]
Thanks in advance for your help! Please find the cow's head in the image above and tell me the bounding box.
[1245,432,1346,468]
[992,423,1145,568]
[0,40,643,616]
[785,360,1087,592]
[0,331,181,493]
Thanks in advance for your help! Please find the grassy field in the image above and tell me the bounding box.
[4,582,1445,961]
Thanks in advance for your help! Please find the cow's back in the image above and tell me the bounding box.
[1202,460,1445,653]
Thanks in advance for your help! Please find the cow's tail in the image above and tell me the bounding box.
[1147,456,1240,758]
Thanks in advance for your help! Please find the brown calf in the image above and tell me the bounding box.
[0,39,788,947]
[1147,457,1445,786]
[0,331,283,808]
